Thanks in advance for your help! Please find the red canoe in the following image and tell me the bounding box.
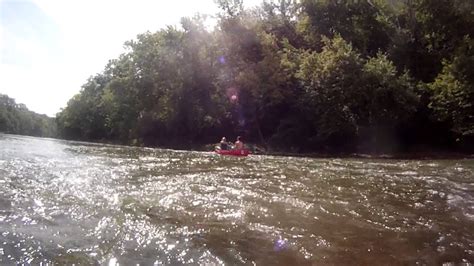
[215,149,250,156]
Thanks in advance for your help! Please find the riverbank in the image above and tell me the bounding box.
[259,151,474,160]
[202,143,473,160]
[3,133,472,160]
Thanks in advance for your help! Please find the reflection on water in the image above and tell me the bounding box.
[1,134,473,264]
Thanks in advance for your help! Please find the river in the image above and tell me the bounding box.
[0,134,473,265]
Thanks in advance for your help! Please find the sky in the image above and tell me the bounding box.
[0,0,261,117]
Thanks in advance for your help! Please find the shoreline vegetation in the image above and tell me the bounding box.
[205,143,474,160]
[1,132,472,160]
[0,94,56,138]
[2,0,474,156]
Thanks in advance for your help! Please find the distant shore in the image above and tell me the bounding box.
[256,151,474,160]
[3,133,472,160]
[201,143,473,160]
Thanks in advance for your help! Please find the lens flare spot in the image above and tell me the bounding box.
[274,239,287,252]
[218,56,226,64]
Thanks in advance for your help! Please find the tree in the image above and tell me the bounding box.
[389,0,474,82]
[297,35,363,150]
[429,37,474,147]
[0,94,56,137]
[358,53,418,152]
[299,0,394,56]
[54,0,474,153]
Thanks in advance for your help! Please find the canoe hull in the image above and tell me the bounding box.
[215,149,250,156]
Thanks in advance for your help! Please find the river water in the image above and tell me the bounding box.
[0,134,473,265]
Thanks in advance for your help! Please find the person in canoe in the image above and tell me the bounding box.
[234,136,244,150]
[215,136,250,156]
[220,137,230,150]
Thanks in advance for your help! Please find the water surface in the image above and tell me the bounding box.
[1,134,473,264]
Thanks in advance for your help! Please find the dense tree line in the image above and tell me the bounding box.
[56,0,474,153]
[0,94,57,137]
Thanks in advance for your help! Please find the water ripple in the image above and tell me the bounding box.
[0,134,473,264]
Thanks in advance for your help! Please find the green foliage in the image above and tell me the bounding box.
[0,94,56,137]
[55,0,474,153]
[299,0,394,56]
[298,35,362,147]
[360,53,418,128]
[358,53,418,152]
[389,0,474,82]
[215,0,244,18]
[57,17,226,147]
[429,37,474,140]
